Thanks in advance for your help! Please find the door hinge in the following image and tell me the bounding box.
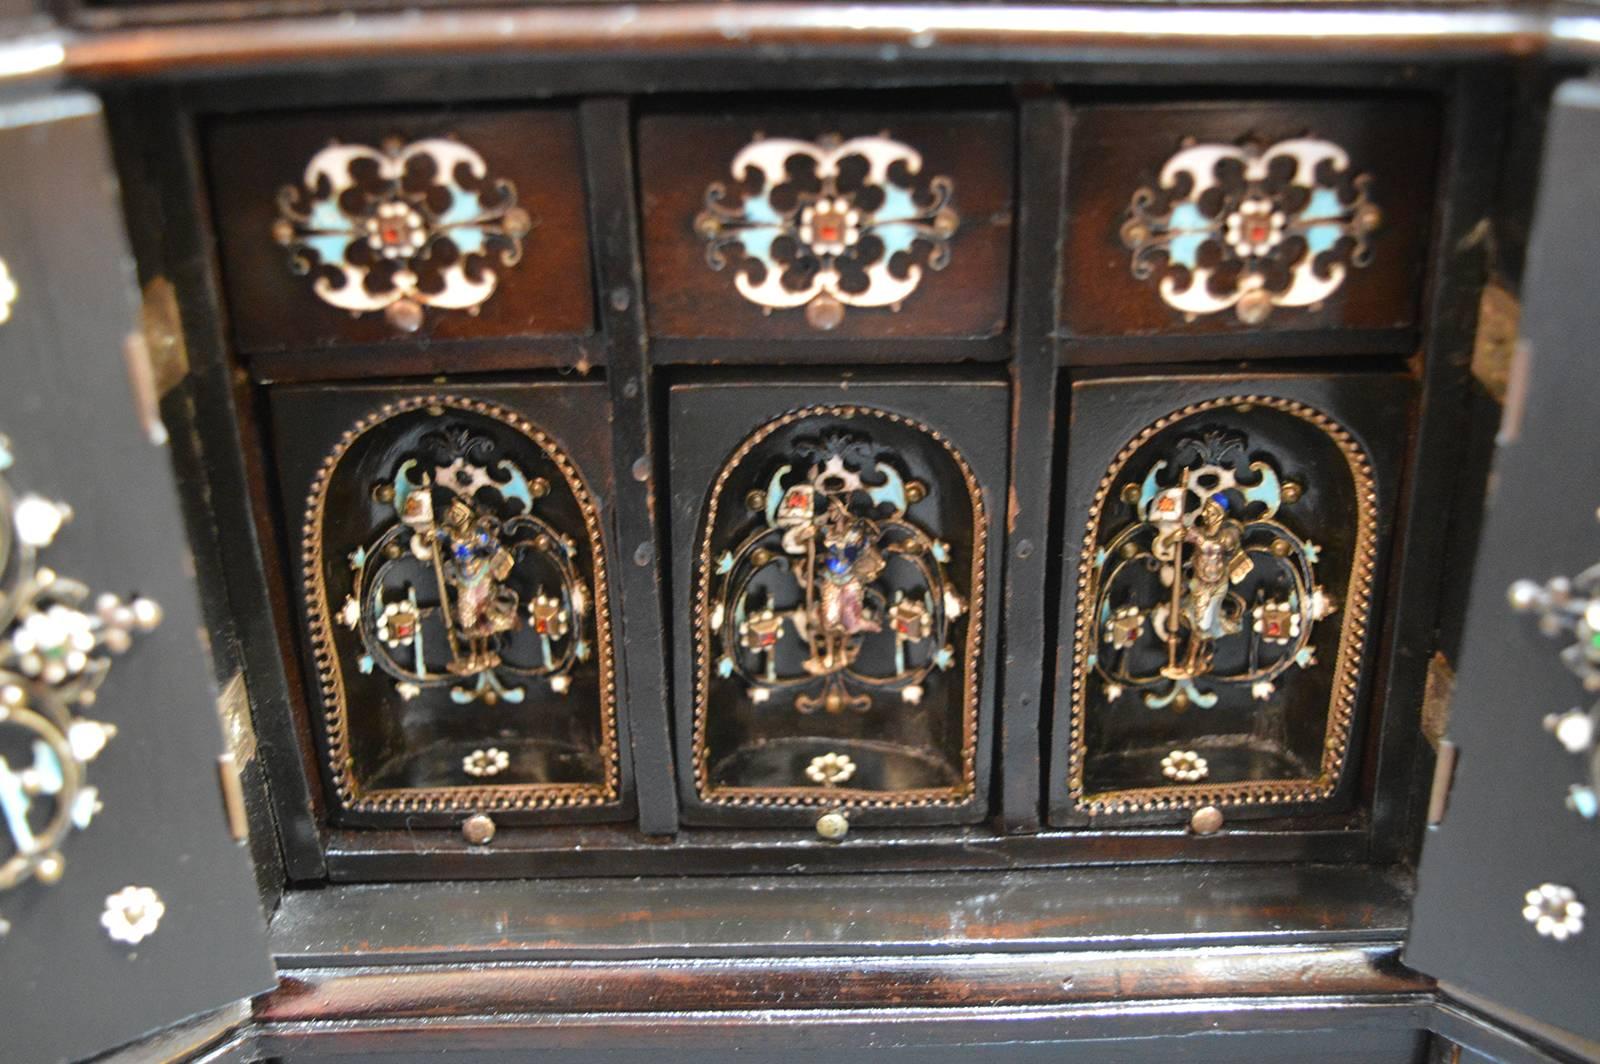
[123,276,190,447]
[213,672,256,843]
[1428,739,1460,827]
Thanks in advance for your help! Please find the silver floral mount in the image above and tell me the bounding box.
[1509,526,1600,823]
[1121,137,1382,325]
[0,436,161,917]
[274,137,531,333]
[695,134,959,331]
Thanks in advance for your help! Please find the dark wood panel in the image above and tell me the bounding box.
[257,943,1425,1023]
[270,863,1413,965]
[639,109,1013,342]
[206,107,595,357]
[1061,98,1439,344]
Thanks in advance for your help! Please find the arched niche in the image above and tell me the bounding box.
[690,404,987,814]
[300,395,618,819]
[1066,395,1378,817]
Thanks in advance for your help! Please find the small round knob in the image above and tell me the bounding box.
[1189,805,1225,835]
[815,810,850,841]
[461,813,496,846]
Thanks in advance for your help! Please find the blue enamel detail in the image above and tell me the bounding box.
[449,225,486,255]
[717,655,735,678]
[876,184,920,224]
[1301,187,1345,222]
[930,541,951,563]
[1138,461,1168,519]
[764,466,792,527]
[741,193,780,226]
[872,221,920,258]
[495,459,533,511]
[1144,678,1219,710]
[1240,464,1281,515]
[358,654,375,674]
[933,647,955,670]
[392,459,417,516]
[866,462,907,513]
[716,551,735,575]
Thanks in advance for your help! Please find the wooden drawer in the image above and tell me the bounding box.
[1060,99,1438,354]
[639,109,1014,343]
[268,381,631,828]
[1047,373,1411,827]
[668,379,1008,829]
[207,108,594,360]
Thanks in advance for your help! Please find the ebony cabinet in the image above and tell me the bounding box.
[2,4,1597,1062]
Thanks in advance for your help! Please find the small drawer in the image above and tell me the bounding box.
[1060,99,1438,349]
[1047,374,1411,827]
[639,110,1014,342]
[668,379,1008,829]
[269,381,629,828]
[207,108,594,358]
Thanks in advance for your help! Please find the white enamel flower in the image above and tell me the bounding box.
[1160,749,1209,783]
[12,605,96,684]
[462,747,510,778]
[797,197,862,257]
[1523,883,1585,941]
[364,200,429,260]
[101,886,165,945]
[0,256,16,325]
[806,751,857,786]
[1224,195,1287,259]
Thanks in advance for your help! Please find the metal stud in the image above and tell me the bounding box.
[815,809,850,841]
[462,813,497,846]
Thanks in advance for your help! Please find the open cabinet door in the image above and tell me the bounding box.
[1406,79,1600,1054]
[0,92,274,1062]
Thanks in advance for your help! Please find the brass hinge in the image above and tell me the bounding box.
[213,672,256,843]
[1427,740,1460,827]
[122,276,190,446]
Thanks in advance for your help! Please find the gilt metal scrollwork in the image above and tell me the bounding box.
[1121,137,1382,325]
[1087,428,1334,712]
[707,429,966,716]
[336,426,590,707]
[1068,397,1378,815]
[0,437,161,914]
[274,138,531,333]
[695,134,959,331]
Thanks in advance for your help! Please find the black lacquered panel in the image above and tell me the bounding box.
[270,382,630,828]
[670,380,1007,829]
[1049,375,1409,827]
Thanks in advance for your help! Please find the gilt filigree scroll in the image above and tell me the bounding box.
[693,406,985,809]
[695,135,959,330]
[302,397,617,814]
[1068,397,1378,815]
[274,138,531,333]
[1121,137,1382,325]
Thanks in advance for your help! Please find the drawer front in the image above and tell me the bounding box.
[207,108,594,357]
[668,380,1008,829]
[640,110,1014,340]
[269,381,630,828]
[1048,374,1410,827]
[1061,99,1438,345]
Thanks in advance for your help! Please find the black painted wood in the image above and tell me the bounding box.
[1406,77,1600,1047]
[0,91,273,1064]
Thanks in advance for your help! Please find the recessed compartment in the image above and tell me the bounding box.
[206,107,594,361]
[1060,99,1438,354]
[669,380,1007,828]
[639,109,1014,345]
[1048,374,1410,826]
[269,382,629,827]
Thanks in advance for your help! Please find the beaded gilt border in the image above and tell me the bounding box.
[691,404,987,809]
[1066,395,1379,815]
[301,395,620,813]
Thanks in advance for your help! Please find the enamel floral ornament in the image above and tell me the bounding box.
[696,133,959,330]
[274,137,531,333]
[1122,136,1382,324]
